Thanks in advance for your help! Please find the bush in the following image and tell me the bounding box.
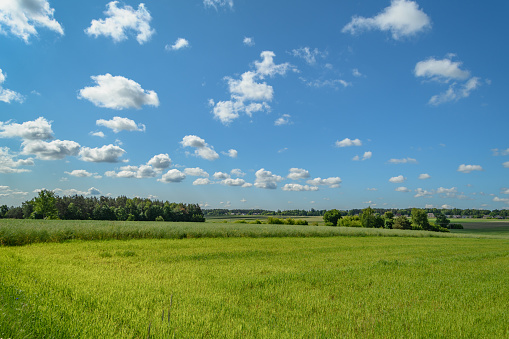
[449,223,464,229]
[338,216,362,227]
[323,209,341,226]
[234,220,247,224]
[267,217,284,224]
[155,216,164,221]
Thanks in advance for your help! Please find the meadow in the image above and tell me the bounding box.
[1,219,508,338]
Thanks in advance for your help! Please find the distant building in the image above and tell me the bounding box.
[427,213,435,219]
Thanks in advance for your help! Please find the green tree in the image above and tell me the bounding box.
[383,211,394,229]
[393,215,412,230]
[323,209,341,226]
[32,190,59,219]
[435,213,450,229]
[411,208,430,230]
[0,205,8,218]
[361,207,376,228]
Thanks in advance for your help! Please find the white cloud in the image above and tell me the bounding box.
[96,116,145,133]
[193,178,211,185]
[65,169,94,178]
[90,131,105,138]
[0,68,23,103]
[181,135,219,161]
[222,149,238,158]
[243,37,254,46]
[457,164,483,173]
[419,173,431,180]
[342,0,431,40]
[282,184,319,192]
[0,0,63,42]
[504,161,509,168]
[221,178,247,187]
[388,157,417,164]
[414,58,470,81]
[352,69,363,77]
[213,171,230,180]
[158,169,186,183]
[230,168,245,177]
[166,38,189,51]
[436,187,458,197]
[367,188,378,191]
[274,114,291,126]
[147,154,171,170]
[291,47,326,65]
[53,187,101,196]
[414,188,433,198]
[492,148,509,156]
[22,139,80,160]
[0,117,53,140]
[353,151,372,161]
[184,167,209,177]
[85,1,154,44]
[203,0,233,10]
[78,74,159,110]
[254,168,283,189]
[0,185,28,197]
[0,147,34,173]
[500,188,509,195]
[335,138,362,147]
[211,51,292,124]
[441,204,454,209]
[415,56,481,105]
[79,144,125,163]
[306,177,342,188]
[395,187,410,192]
[389,175,406,183]
[302,78,350,89]
[287,168,310,180]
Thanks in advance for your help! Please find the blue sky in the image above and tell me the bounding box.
[0,0,508,210]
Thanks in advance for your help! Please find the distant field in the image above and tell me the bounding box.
[1,237,509,338]
[1,219,505,247]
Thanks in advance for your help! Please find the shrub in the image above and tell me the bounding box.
[234,220,247,224]
[338,216,362,227]
[267,217,284,225]
[323,209,341,226]
[155,216,164,221]
[449,223,464,229]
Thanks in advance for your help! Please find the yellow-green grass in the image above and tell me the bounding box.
[1,237,508,338]
[1,219,505,247]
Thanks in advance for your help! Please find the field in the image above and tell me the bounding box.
[1,219,508,338]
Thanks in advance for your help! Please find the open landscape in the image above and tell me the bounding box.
[1,218,508,338]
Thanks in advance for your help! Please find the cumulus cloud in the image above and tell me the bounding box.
[243,37,254,46]
[0,117,53,140]
[106,164,157,179]
[211,51,294,124]
[306,177,342,188]
[388,157,417,164]
[22,139,80,160]
[0,68,23,103]
[212,171,229,180]
[389,175,406,183]
[335,138,362,147]
[457,164,483,173]
[0,0,64,42]
[0,185,28,197]
[301,78,350,89]
[415,55,481,105]
[184,167,209,177]
[221,178,247,187]
[165,38,190,51]
[90,131,105,138]
[291,47,327,65]
[419,173,431,180]
[85,1,154,44]
[158,169,186,183]
[254,168,283,189]
[181,135,219,161]
[436,187,458,197]
[395,187,410,192]
[53,187,101,196]
[274,114,291,126]
[504,161,509,168]
[492,148,509,156]
[0,147,34,173]
[287,168,310,180]
[147,153,171,170]
[96,116,145,133]
[65,169,95,178]
[342,0,431,40]
[193,178,211,185]
[79,144,125,163]
[282,184,319,192]
[353,151,372,161]
[78,74,159,110]
[230,168,245,177]
[414,188,433,198]
[203,0,233,10]
[222,149,238,158]
[352,69,363,77]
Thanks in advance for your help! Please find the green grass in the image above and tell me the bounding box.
[1,219,505,247]
[1,237,508,338]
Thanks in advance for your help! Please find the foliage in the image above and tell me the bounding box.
[361,207,377,228]
[267,217,308,225]
[393,216,412,230]
[323,209,342,226]
[435,213,451,228]
[411,208,431,231]
[31,189,59,220]
[449,223,464,229]
[383,211,394,229]
[338,216,362,227]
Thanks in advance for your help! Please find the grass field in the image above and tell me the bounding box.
[1,219,508,338]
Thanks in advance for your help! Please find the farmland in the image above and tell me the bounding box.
[1,220,508,338]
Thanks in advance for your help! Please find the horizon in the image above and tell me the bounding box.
[1,0,507,210]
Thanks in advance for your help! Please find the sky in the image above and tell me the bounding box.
[0,0,508,211]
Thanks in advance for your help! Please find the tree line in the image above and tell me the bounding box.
[0,190,205,222]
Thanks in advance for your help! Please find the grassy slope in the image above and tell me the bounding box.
[1,237,508,338]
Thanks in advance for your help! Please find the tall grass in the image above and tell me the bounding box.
[0,219,500,246]
[1,237,508,337]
